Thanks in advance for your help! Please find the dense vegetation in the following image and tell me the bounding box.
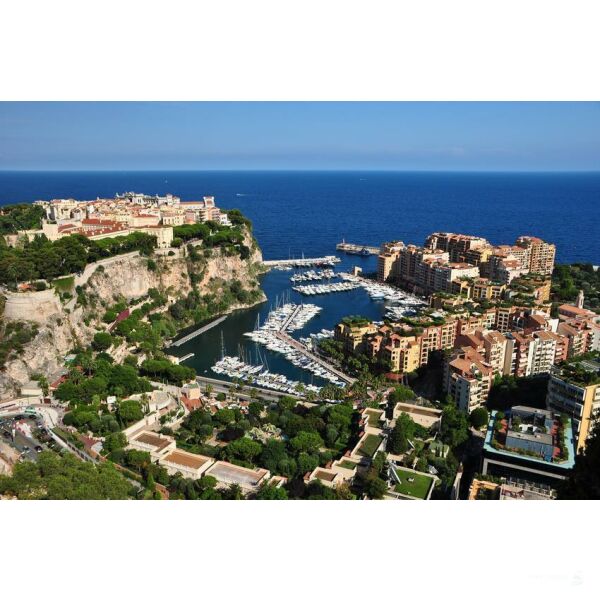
[319,338,390,377]
[552,263,600,313]
[558,353,600,386]
[0,203,45,234]
[173,397,357,484]
[0,319,39,368]
[54,355,154,406]
[172,219,251,259]
[487,374,549,411]
[168,281,263,326]
[0,231,157,285]
[0,451,133,499]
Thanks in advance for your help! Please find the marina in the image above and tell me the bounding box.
[263,255,341,269]
[167,251,426,390]
[211,355,323,396]
[290,269,337,282]
[292,281,361,295]
[239,301,351,386]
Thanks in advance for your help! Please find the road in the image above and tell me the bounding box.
[0,415,54,462]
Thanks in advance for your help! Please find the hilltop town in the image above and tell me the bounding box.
[4,191,230,251]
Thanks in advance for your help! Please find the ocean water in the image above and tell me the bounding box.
[1,171,599,385]
[1,170,599,262]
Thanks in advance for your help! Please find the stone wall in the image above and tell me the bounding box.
[2,289,62,324]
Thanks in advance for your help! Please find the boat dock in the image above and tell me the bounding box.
[275,306,356,385]
[263,256,341,268]
[168,315,228,347]
[279,303,303,332]
[178,353,195,362]
[336,241,380,255]
[274,330,356,385]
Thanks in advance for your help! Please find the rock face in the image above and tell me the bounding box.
[0,232,265,399]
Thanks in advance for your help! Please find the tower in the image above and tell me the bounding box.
[576,289,584,309]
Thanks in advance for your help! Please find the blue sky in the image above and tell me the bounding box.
[0,102,598,171]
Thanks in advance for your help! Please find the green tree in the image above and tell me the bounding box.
[92,331,113,352]
[225,437,263,462]
[104,432,127,453]
[469,407,489,430]
[118,400,144,425]
[440,404,469,448]
[0,452,132,499]
[389,420,409,454]
[289,431,323,455]
[365,477,387,499]
[255,482,288,500]
[297,452,319,474]
[214,408,236,426]
[248,402,263,420]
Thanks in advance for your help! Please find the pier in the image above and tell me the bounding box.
[336,241,379,255]
[262,256,341,268]
[279,303,303,332]
[168,315,228,347]
[274,330,356,385]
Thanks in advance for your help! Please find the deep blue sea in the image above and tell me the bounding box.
[0,170,599,263]
[1,171,598,385]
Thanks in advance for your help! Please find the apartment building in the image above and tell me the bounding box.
[444,346,493,413]
[425,232,489,263]
[377,250,399,282]
[415,260,480,295]
[464,245,494,267]
[530,331,559,376]
[546,359,600,451]
[515,235,556,275]
[378,334,421,373]
[456,329,508,376]
[398,245,447,286]
[334,320,378,353]
[471,278,506,301]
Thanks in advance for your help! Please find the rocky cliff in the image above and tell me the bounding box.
[0,230,265,399]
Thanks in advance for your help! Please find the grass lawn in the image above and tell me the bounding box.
[338,459,358,471]
[52,276,75,292]
[357,433,382,458]
[365,409,384,429]
[394,468,433,499]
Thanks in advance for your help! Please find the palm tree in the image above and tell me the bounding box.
[205,383,214,397]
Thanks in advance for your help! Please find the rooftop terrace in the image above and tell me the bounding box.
[162,450,212,470]
[205,461,269,489]
[484,410,575,470]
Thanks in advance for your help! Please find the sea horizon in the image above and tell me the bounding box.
[1,170,598,264]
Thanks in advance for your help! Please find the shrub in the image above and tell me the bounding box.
[92,331,113,352]
[470,407,489,429]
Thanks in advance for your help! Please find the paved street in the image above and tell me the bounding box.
[0,415,56,462]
